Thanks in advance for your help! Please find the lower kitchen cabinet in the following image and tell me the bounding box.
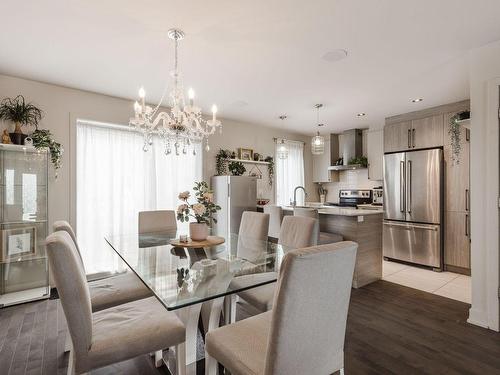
[444,211,470,274]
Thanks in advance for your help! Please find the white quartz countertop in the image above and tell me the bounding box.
[281,204,383,217]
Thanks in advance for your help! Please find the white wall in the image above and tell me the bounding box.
[0,74,314,229]
[468,40,500,331]
[203,119,315,204]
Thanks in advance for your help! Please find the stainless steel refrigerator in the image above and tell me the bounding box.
[383,148,443,269]
[211,176,257,246]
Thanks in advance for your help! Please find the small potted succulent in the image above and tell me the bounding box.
[0,95,42,145]
[177,181,221,241]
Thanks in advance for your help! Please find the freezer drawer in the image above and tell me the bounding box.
[383,221,441,269]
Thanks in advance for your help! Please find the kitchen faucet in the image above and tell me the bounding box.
[292,186,308,207]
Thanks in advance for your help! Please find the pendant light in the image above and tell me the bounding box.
[276,115,289,159]
[311,104,325,155]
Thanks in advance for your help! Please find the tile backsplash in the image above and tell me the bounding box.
[318,169,382,203]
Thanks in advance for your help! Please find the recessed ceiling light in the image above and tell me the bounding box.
[322,49,348,62]
[279,115,287,120]
[357,113,366,117]
[411,98,423,103]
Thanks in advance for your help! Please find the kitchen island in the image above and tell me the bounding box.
[282,205,383,288]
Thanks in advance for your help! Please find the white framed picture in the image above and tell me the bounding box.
[1,227,36,261]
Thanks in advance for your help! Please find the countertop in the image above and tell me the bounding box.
[281,204,383,217]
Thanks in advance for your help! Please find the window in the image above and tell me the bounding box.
[275,139,305,206]
[76,120,202,273]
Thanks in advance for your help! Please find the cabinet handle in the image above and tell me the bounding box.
[466,129,470,142]
[465,189,469,211]
[408,129,411,148]
[465,214,469,237]
[412,129,416,148]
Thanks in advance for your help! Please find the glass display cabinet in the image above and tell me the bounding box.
[0,144,49,307]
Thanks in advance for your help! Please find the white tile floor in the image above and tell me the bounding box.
[383,260,471,304]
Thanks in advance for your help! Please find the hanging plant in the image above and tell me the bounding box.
[449,110,469,165]
[265,156,274,186]
[31,129,64,173]
[215,148,231,175]
[228,161,246,176]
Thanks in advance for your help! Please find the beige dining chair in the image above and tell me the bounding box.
[206,241,358,375]
[263,205,282,240]
[138,210,177,234]
[46,231,186,375]
[233,215,317,312]
[52,221,152,313]
[236,211,270,262]
[293,207,343,245]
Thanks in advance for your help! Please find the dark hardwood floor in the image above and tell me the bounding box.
[1,280,499,375]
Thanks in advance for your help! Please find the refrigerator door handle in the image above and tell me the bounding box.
[407,160,412,214]
[400,161,405,213]
[383,221,439,231]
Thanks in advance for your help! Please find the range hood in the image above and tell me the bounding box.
[327,129,365,171]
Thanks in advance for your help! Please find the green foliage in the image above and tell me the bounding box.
[31,129,63,171]
[264,156,274,186]
[215,148,231,175]
[348,155,368,167]
[449,111,468,165]
[228,161,246,176]
[0,95,43,129]
[176,181,221,224]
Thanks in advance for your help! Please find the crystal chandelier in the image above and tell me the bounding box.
[130,29,222,155]
[311,104,325,155]
[276,115,289,159]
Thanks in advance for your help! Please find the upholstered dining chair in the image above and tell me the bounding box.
[293,207,343,245]
[206,241,358,375]
[263,205,283,240]
[201,211,270,332]
[138,210,177,234]
[46,231,186,375]
[236,211,270,262]
[232,215,317,312]
[52,221,152,313]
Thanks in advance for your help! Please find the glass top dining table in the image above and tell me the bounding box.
[105,231,288,311]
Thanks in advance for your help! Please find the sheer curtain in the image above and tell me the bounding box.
[76,120,202,274]
[275,139,305,206]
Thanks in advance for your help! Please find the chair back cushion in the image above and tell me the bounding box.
[237,211,270,262]
[293,208,320,245]
[138,210,177,234]
[45,231,93,358]
[264,241,357,375]
[52,220,84,267]
[278,215,316,249]
[263,205,283,239]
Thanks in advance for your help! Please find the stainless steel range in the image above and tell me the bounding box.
[326,189,373,208]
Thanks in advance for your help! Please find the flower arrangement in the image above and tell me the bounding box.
[176,181,221,224]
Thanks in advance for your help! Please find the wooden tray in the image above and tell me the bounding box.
[169,236,225,248]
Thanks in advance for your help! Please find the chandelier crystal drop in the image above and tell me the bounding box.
[129,29,222,155]
[311,104,325,155]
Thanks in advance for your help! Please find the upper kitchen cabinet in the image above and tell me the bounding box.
[410,114,444,149]
[384,121,411,152]
[367,130,383,180]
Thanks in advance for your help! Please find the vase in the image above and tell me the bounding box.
[190,222,208,241]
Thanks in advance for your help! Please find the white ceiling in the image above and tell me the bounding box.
[1,0,500,135]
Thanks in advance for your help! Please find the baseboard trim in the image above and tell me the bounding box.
[467,307,490,329]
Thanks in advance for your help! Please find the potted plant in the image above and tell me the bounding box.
[449,110,470,164]
[0,95,42,145]
[177,181,221,241]
[228,161,246,176]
